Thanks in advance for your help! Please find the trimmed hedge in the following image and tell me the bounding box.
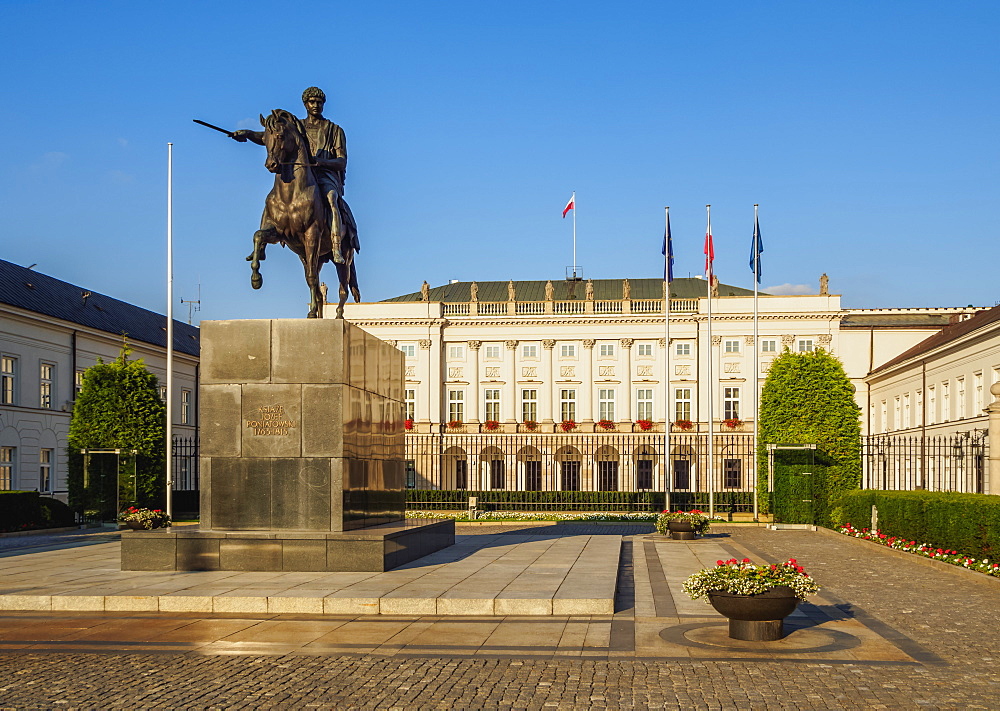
[405,490,754,511]
[833,490,1000,559]
[0,491,76,533]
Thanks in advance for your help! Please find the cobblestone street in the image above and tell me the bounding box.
[1,523,998,709]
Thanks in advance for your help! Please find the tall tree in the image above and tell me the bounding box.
[68,342,166,515]
[757,349,861,526]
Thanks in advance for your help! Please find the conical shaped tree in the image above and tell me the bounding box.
[68,342,166,515]
[757,349,861,526]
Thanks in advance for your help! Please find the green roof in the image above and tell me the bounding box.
[382,278,762,303]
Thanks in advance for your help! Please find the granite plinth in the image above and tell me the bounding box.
[121,519,455,572]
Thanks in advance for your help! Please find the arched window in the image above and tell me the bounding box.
[595,445,619,492]
[554,445,582,491]
[517,446,542,491]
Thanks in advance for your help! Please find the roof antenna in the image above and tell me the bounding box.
[27,264,37,270]
[81,291,91,304]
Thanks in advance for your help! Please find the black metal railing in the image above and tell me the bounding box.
[862,431,987,493]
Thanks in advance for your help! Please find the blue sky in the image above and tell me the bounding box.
[2,1,998,322]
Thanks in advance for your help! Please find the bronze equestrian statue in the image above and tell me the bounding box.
[211,87,361,318]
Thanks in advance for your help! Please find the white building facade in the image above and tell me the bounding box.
[341,277,973,495]
[0,259,200,501]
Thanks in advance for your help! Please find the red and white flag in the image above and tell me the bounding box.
[704,212,715,276]
[562,194,575,218]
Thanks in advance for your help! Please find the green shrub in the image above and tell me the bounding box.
[0,491,76,532]
[834,490,1000,559]
[757,349,861,526]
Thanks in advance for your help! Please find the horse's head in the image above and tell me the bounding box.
[260,109,302,174]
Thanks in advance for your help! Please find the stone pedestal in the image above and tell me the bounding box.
[122,318,453,571]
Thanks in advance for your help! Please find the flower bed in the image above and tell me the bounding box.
[407,510,660,522]
[655,509,716,535]
[838,523,1000,578]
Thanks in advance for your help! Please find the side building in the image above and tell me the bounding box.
[0,259,200,502]
[342,277,973,498]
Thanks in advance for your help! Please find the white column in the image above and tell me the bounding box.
[504,340,518,422]
[620,338,633,424]
[542,340,555,423]
[422,338,440,425]
[581,339,595,423]
[987,383,1000,495]
[467,340,481,423]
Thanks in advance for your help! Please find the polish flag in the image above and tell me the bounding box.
[704,229,715,276]
[562,195,575,218]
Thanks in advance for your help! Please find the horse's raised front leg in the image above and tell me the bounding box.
[248,227,277,290]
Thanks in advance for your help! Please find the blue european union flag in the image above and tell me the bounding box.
[662,212,674,283]
[749,213,763,283]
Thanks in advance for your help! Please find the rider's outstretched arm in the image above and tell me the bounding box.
[231,130,265,146]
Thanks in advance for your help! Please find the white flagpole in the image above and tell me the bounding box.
[165,143,174,519]
[664,206,671,512]
[752,204,760,521]
[572,191,577,278]
[706,204,714,518]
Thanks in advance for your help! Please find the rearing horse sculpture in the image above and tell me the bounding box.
[247,109,360,318]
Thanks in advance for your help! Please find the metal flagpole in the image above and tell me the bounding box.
[752,204,760,521]
[165,143,174,519]
[664,206,671,512]
[706,205,714,518]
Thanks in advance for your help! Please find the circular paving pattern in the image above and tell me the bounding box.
[659,621,862,654]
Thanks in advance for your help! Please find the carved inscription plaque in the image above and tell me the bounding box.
[246,404,297,436]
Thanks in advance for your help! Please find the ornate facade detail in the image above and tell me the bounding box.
[544,280,554,301]
[599,366,615,377]
[583,339,596,349]
[504,340,518,350]
[542,339,556,350]
[560,366,576,378]
[485,367,501,379]
[744,336,755,345]
[521,367,537,378]
[711,335,722,346]
[781,334,795,345]
[448,367,463,379]
[418,339,432,350]
[507,280,516,301]
[585,279,595,301]
[675,365,691,376]
[470,282,478,302]
[724,362,741,373]
[405,366,416,377]
[467,340,482,350]
[384,339,397,347]
[658,338,667,348]
[761,361,772,373]
[620,338,634,349]
[636,365,653,377]
[622,279,631,300]
[818,334,833,345]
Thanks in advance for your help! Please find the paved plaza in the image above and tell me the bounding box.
[0,522,998,708]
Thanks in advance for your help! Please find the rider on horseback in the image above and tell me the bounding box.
[232,87,358,265]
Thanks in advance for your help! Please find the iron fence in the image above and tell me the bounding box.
[171,436,199,491]
[403,432,758,512]
[862,431,987,493]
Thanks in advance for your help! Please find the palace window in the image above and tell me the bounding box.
[957,377,966,419]
[39,449,53,493]
[636,389,653,421]
[0,447,14,490]
[636,459,653,490]
[760,339,777,353]
[723,387,740,420]
[521,389,537,422]
[975,372,984,413]
[942,382,950,422]
[675,343,691,357]
[484,389,501,422]
[637,343,652,357]
[1,356,17,405]
[724,339,740,353]
[399,344,416,357]
[599,344,615,358]
[927,386,936,425]
[521,344,537,359]
[448,345,464,360]
[404,389,416,421]
[75,369,85,395]
[447,390,464,423]
[560,389,577,421]
[723,459,742,488]
[674,388,692,422]
[598,389,616,421]
[797,339,814,352]
[560,344,577,358]
[484,345,501,359]
[180,390,192,425]
[39,362,54,409]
